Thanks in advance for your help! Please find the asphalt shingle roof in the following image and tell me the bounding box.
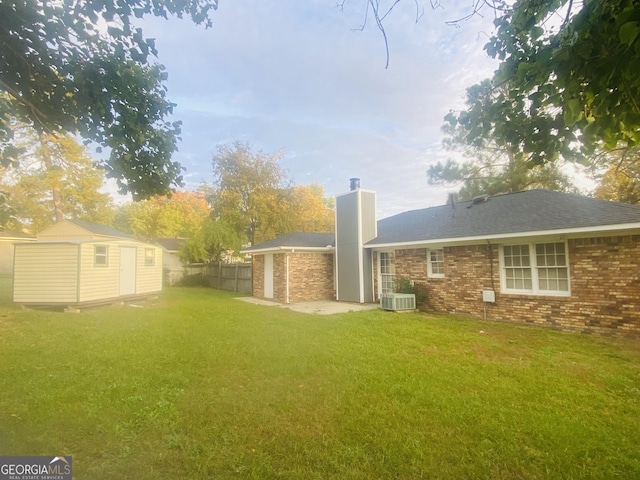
[155,237,186,251]
[368,190,640,246]
[243,232,335,252]
[69,219,133,239]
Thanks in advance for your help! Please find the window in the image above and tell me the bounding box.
[501,242,569,295]
[427,248,445,277]
[379,251,395,294]
[94,245,108,266]
[144,248,155,266]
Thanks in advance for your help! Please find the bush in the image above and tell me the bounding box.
[175,273,210,288]
[393,276,427,305]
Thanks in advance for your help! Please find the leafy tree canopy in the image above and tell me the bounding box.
[210,141,289,246]
[119,190,210,240]
[0,0,218,199]
[446,0,640,166]
[1,131,115,232]
[429,84,577,201]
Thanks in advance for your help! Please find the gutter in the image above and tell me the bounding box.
[365,223,640,249]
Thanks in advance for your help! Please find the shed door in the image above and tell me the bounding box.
[119,247,137,296]
[264,254,274,299]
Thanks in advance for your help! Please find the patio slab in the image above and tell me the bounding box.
[235,297,379,315]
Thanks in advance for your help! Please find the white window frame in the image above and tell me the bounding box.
[94,245,108,267]
[144,248,155,267]
[499,241,570,296]
[427,248,445,278]
[378,251,396,295]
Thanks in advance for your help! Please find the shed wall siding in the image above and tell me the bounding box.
[136,246,163,294]
[13,244,79,303]
[78,243,120,302]
[383,234,640,335]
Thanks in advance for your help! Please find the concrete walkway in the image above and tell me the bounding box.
[235,297,379,315]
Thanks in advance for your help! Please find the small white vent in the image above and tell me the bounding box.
[380,293,416,311]
[482,290,496,303]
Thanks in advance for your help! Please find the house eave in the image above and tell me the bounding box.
[241,246,335,255]
[365,223,640,249]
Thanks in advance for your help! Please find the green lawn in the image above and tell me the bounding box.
[1,277,639,479]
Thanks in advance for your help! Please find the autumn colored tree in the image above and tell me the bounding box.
[276,184,335,234]
[1,132,115,232]
[593,147,640,205]
[121,190,210,240]
[210,142,289,246]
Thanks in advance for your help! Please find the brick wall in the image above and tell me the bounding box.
[252,254,264,299]
[383,235,640,335]
[251,252,334,303]
[288,253,334,302]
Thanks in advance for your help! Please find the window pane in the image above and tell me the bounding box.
[536,243,569,292]
[428,249,444,277]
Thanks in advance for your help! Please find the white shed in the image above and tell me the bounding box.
[13,219,162,307]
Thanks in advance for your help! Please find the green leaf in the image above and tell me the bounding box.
[619,21,640,46]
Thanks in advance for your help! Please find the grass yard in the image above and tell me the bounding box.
[1,277,639,479]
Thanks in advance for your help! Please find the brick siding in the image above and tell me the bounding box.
[252,252,334,303]
[376,235,640,335]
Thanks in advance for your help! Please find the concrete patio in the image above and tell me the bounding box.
[235,297,379,315]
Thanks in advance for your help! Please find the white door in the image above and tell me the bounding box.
[264,254,274,299]
[119,247,137,296]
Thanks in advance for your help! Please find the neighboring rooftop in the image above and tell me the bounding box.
[156,237,186,252]
[243,232,335,253]
[368,190,640,246]
[0,229,35,240]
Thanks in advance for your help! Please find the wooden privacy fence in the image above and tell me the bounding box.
[208,262,252,294]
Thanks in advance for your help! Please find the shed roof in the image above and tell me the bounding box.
[242,232,335,253]
[67,219,133,238]
[368,189,640,246]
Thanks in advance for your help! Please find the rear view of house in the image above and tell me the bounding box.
[13,219,162,307]
[245,183,640,335]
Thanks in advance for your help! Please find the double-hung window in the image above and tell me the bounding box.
[379,251,395,294]
[427,248,445,278]
[501,242,569,295]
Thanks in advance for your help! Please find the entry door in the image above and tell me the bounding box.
[264,254,274,299]
[119,247,137,296]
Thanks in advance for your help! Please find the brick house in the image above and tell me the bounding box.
[244,186,640,335]
[245,232,335,304]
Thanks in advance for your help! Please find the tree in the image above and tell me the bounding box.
[0,0,218,199]
[447,0,640,167]
[429,84,576,201]
[1,133,115,232]
[276,184,335,234]
[121,190,210,240]
[210,142,289,246]
[593,147,640,204]
[179,218,242,263]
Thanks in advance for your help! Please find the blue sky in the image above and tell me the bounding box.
[135,0,500,218]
